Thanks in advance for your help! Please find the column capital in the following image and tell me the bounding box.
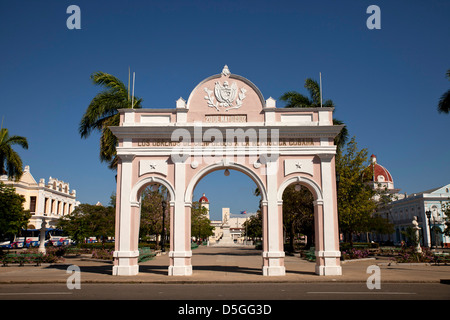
[317,153,335,162]
[259,153,279,164]
[313,199,324,206]
[171,153,189,164]
[118,154,135,162]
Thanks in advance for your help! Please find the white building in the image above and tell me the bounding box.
[368,155,449,247]
[209,208,251,243]
[199,193,251,243]
[1,165,80,232]
[387,184,450,248]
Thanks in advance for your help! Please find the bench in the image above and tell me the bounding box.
[301,247,316,262]
[138,247,156,263]
[1,253,44,267]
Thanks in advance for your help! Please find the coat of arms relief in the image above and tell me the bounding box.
[204,65,247,112]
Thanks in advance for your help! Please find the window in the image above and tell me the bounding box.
[29,196,36,213]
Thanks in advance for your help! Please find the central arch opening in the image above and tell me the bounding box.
[190,168,263,275]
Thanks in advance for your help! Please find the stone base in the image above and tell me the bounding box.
[112,250,140,276]
[168,250,192,276]
[112,265,139,276]
[315,265,342,276]
[263,266,286,276]
[315,250,342,276]
[168,265,193,276]
[262,251,285,276]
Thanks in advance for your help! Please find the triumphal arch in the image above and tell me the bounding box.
[110,66,343,277]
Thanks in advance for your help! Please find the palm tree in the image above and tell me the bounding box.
[79,71,143,169]
[280,78,348,150]
[437,69,450,114]
[0,126,29,181]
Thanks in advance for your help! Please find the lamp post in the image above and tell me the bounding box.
[426,210,432,248]
[161,199,166,252]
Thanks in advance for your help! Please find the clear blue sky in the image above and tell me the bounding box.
[1,1,449,220]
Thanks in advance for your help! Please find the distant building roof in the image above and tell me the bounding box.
[199,193,209,203]
[370,154,394,184]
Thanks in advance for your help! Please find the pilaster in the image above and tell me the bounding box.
[113,154,139,276]
[315,154,342,276]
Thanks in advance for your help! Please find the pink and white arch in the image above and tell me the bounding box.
[110,66,343,277]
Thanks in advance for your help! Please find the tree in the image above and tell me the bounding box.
[242,211,262,240]
[282,185,315,252]
[57,203,115,246]
[370,184,396,241]
[191,201,214,241]
[443,202,450,237]
[85,204,115,246]
[140,186,168,246]
[0,182,31,241]
[280,77,348,150]
[336,137,377,246]
[79,71,143,170]
[0,127,28,181]
[437,69,450,114]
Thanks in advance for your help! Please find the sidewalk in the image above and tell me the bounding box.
[1,246,449,284]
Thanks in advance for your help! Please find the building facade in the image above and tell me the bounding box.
[209,207,251,244]
[368,155,449,248]
[0,165,80,231]
[387,184,450,248]
[198,193,251,243]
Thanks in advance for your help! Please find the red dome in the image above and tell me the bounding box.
[199,193,209,203]
[370,155,393,183]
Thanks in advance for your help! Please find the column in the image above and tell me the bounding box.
[168,156,192,276]
[315,154,342,276]
[262,157,285,276]
[36,190,45,216]
[113,154,140,276]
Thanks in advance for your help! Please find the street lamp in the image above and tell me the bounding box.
[425,210,432,249]
[161,199,166,252]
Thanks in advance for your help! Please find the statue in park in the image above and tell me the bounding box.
[412,216,422,253]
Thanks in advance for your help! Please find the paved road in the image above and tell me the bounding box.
[0,282,448,300]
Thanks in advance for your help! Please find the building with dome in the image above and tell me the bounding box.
[199,193,210,219]
[367,155,449,248]
[368,154,403,200]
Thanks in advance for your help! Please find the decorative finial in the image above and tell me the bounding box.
[221,65,230,77]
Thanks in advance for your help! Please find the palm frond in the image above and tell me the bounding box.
[79,91,129,138]
[0,128,28,180]
[333,118,348,151]
[437,69,450,114]
[438,89,450,114]
[5,135,28,150]
[91,72,128,96]
[304,78,321,106]
[280,91,312,108]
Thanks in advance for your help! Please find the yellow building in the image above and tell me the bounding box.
[0,165,80,231]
